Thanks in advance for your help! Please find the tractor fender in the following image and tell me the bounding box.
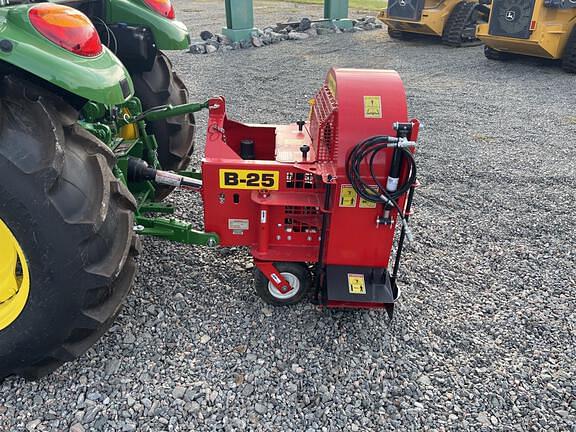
[106,0,191,50]
[0,5,133,105]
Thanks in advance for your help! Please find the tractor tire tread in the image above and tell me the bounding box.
[0,76,137,380]
[130,52,195,201]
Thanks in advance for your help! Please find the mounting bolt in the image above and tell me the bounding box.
[297,120,306,132]
[300,144,310,162]
[0,39,13,53]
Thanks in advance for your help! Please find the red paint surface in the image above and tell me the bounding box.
[202,69,418,278]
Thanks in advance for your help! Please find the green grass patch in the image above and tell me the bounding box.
[265,0,387,11]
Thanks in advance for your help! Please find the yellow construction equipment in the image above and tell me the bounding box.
[378,0,490,46]
[477,0,576,72]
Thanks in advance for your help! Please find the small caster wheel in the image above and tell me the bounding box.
[255,262,311,306]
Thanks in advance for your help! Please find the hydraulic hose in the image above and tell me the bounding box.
[346,136,417,239]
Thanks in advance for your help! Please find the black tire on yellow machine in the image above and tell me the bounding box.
[561,26,576,73]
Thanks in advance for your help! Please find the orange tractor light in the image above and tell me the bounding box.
[29,4,103,57]
[144,0,175,20]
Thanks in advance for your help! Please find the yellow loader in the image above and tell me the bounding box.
[476,0,576,72]
[378,0,491,46]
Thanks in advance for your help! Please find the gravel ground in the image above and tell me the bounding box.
[1,1,575,431]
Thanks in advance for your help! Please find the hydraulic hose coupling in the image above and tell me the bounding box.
[380,135,416,148]
[385,137,417,149]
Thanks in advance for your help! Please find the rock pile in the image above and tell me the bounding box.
[189,16,383,54]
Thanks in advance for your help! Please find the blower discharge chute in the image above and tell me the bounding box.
[200,69,419,316]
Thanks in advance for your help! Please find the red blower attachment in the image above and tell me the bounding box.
[202,68,419,317]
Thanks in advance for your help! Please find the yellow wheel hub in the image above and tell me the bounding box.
[0,218,30,330]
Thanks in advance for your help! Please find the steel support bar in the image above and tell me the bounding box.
[139,202,176,215]
[138,101,209,123]
[223,0,257,42]
[135,216,220,247]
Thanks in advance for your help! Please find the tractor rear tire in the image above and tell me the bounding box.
[484,45,511,61]
[561,27,576,73]
[255,262,311,306]
[131,51,196,201]
[0,76,139,380]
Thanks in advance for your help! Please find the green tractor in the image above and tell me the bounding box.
[0,0,206,379]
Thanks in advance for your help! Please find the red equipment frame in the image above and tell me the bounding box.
[201,68,418,312]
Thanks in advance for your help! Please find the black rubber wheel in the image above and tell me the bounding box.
[255,262,311,306]
[0,76,139,380]
[484,45,511,61]
[387,27,414,40]
[561,26,576,73]
[131,51,196,200]
[442,1,486,47]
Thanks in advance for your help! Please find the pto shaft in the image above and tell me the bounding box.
[127,158,202,190]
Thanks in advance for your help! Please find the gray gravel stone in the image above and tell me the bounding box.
[252,35,264,48]
[254,403,267,414]
[188,42,206,55]
[200,30,214,41]
[317,27,335,35]
[239,39,252,49]
[298,18,312,32]
[216,33,231,45]
[69,424,84,432]
[205,41,219,53]
[172,385,186,399]
[241,384,254,397]
[288,31,309,40]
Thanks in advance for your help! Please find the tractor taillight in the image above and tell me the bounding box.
[143,0,175,20]
[29,4,102,57]
[530,21,537,31]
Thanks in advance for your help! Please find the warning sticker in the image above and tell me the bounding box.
[359,198,377,209]
[339,185,358,208]
[364,96,382,119]
[348,274,367,295]
[228,219,249,231]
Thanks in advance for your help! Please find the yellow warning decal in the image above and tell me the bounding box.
[364,96,382,119]
[339,184,358,208]
[359,198,377,209]
[328,73,337,98]
[348,274,367,295]
[219,169,279,190]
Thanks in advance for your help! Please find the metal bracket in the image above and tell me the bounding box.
[135,216,219,247]
[255,261,293,294]
[139,202,176,215]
